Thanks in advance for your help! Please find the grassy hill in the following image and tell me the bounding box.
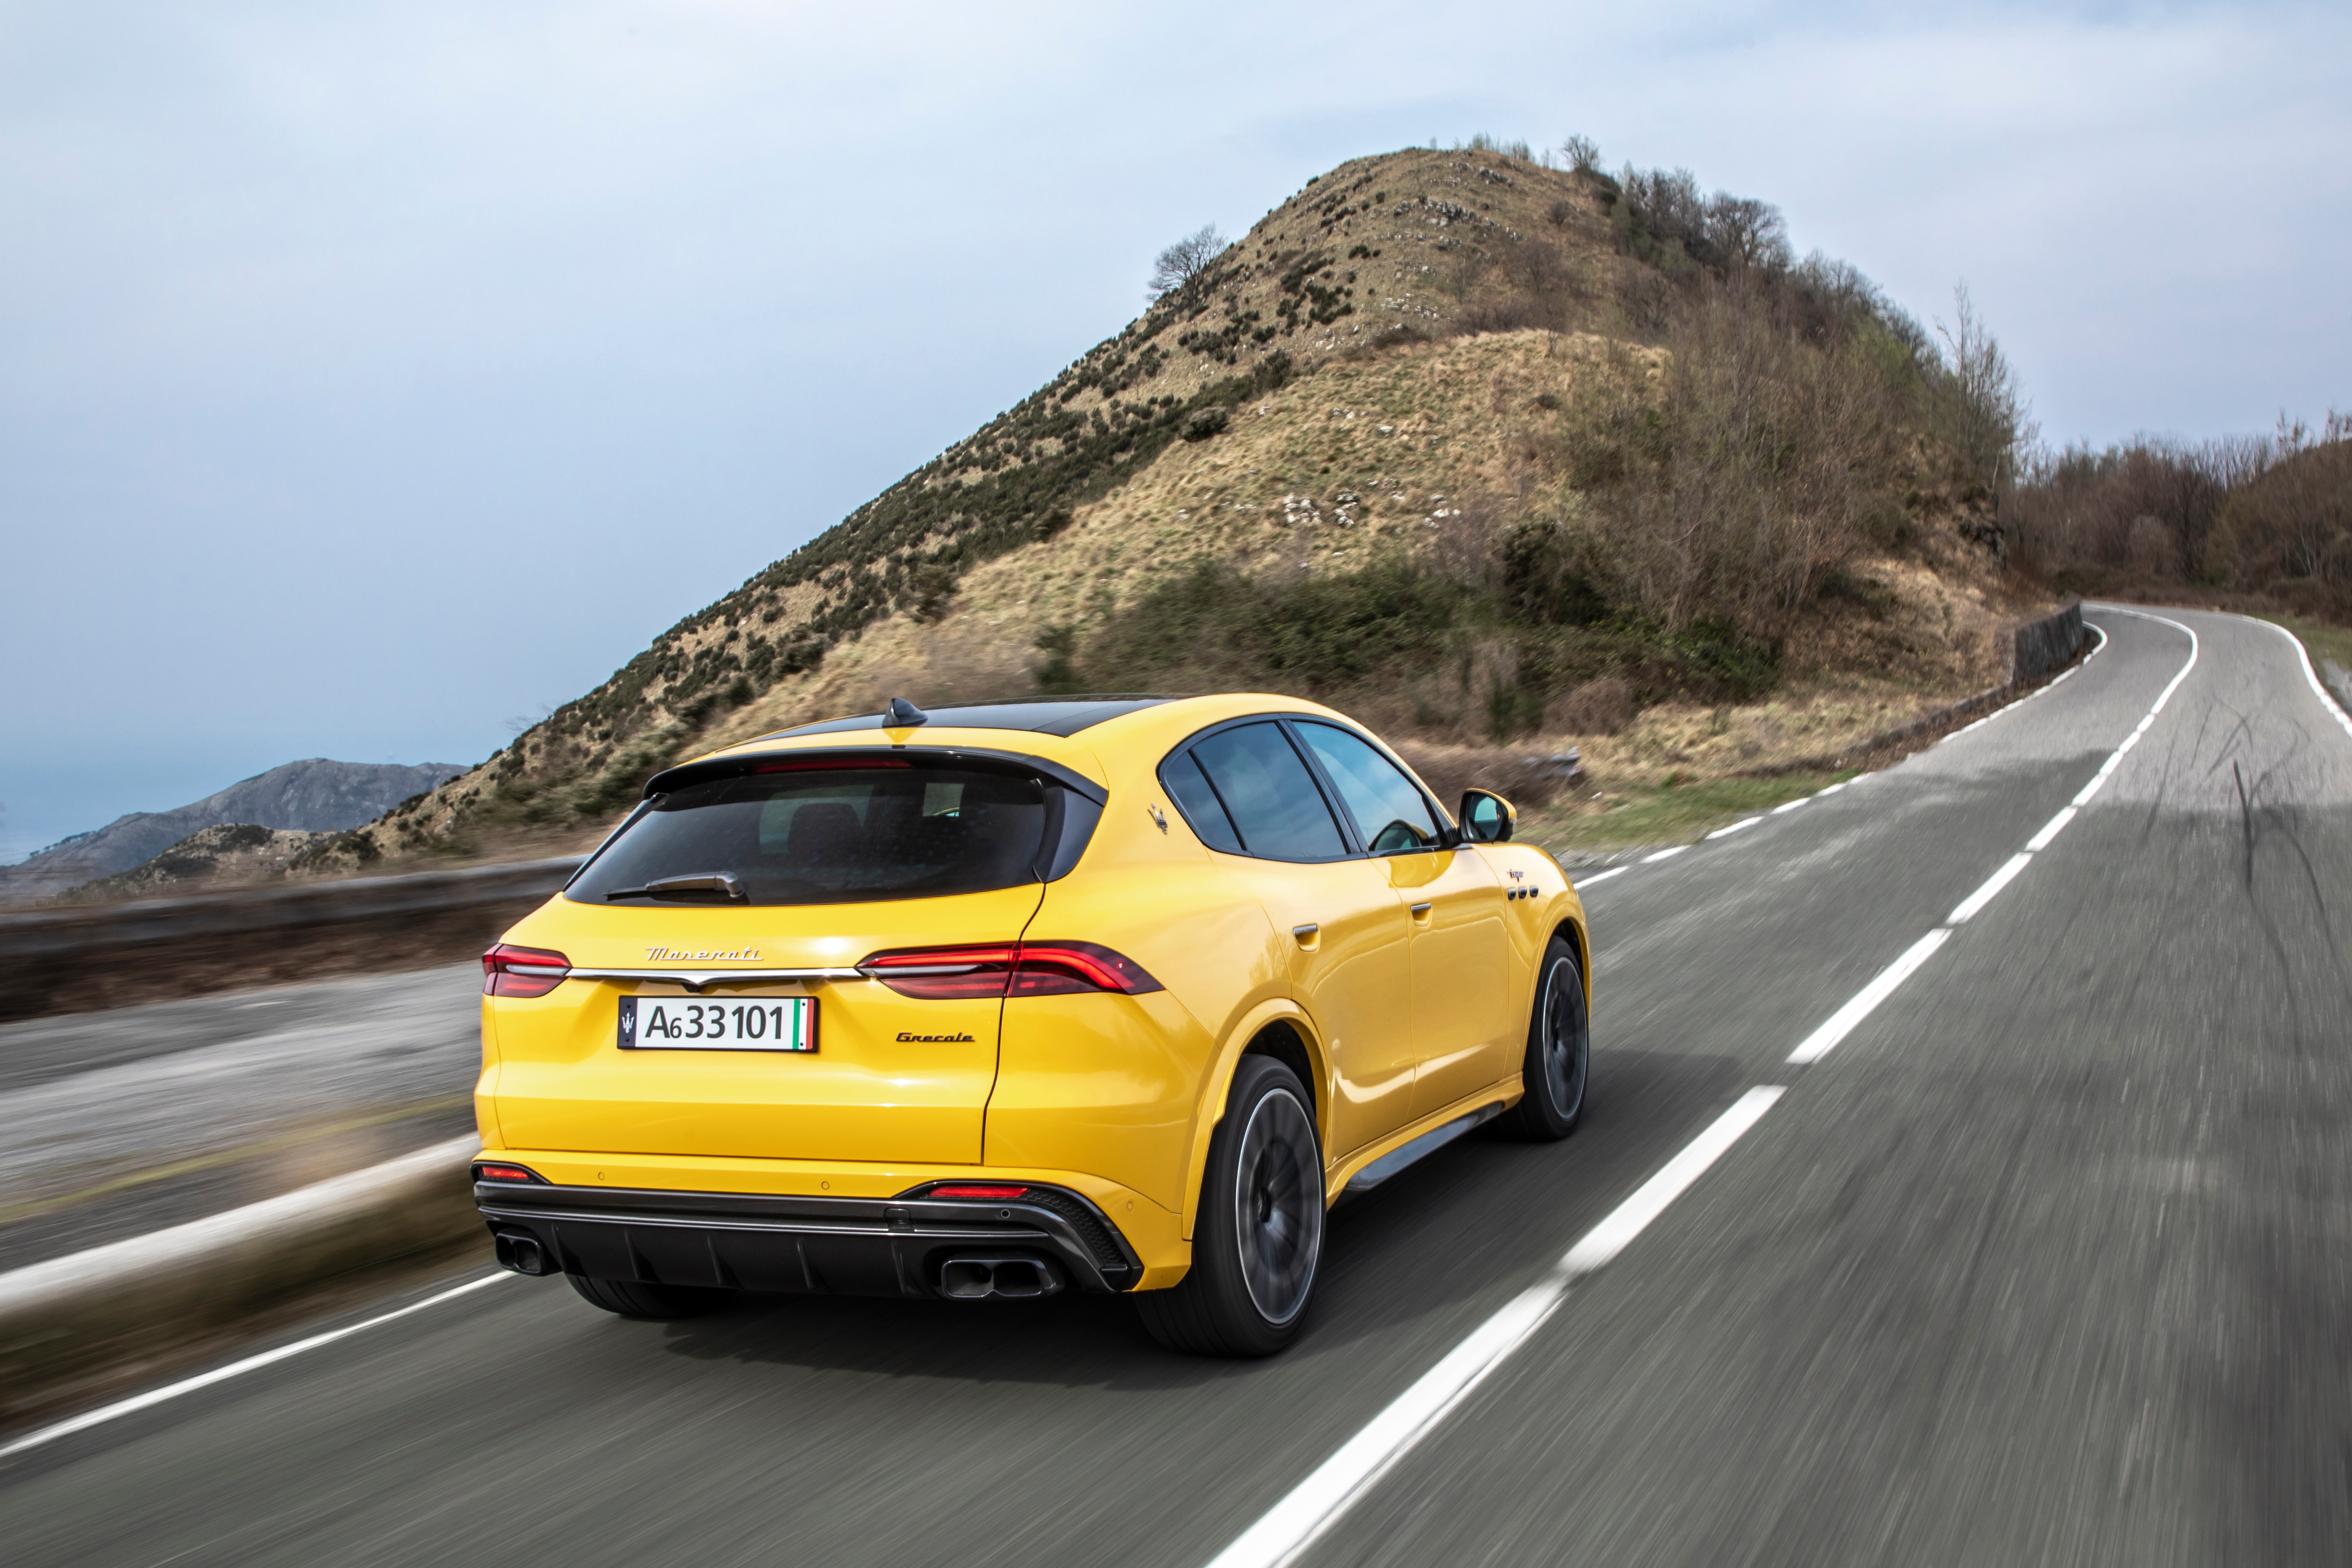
[310,140,2046,872]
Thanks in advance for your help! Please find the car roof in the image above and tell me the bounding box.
[758,696,1176,740]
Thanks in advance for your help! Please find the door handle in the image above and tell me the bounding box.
[1409,902,1432,918]
[1292,923,1320,945]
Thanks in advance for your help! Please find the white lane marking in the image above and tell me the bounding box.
[1784,929,1951,1064]
[2251,616,2352,739]
[1641,845,1689,863]
[1948,853,2032,924]
[1575,867,1628,887]
[1814,781,1848,797]
[2025,806,2076,849]
[1770,798,1808,815]
[1706,817,1762,840]
[1204,608,2199,1566]
[2096,607,2200,717]
[1205,1088,1786,1568]
[1558,1088,1786,1272]
[0,1273,511,1462]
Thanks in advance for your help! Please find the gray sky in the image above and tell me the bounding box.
[4,1,2346,862]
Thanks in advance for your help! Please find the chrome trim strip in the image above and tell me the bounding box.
[566,967,864,992]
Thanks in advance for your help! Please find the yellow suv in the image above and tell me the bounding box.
[472,694,1590,1355]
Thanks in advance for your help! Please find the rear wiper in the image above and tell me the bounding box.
[605,872,747,903]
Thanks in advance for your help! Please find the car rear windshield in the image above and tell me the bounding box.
[568,766,1047,907]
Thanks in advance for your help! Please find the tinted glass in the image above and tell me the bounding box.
[1189,724,1345,860]
[570,767,1045,906]
[1297,723,1441,853]
[1162,751,1244,854]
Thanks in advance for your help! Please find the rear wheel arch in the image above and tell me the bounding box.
[1178,1003,1332,1240]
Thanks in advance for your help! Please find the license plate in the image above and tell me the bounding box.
[619,995,816,1052]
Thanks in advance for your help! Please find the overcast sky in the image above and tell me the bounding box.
[3,0,2346,861]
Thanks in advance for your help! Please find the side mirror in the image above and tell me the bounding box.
[1458,789,1516,844]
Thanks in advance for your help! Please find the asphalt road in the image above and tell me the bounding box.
[5,606,2349,1567]
[0,964,481,1267]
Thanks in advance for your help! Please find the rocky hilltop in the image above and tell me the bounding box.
[299,141,2046,870]
[3,759,462,904]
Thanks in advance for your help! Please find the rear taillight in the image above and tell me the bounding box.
[483,943,572,998]
[858,941,1161,998]
[857,944,1020,999]
[1008,942,1163,996]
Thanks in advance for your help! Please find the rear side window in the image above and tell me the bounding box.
[1296,722,1441,853]
[1187,723,1345,861]
[1162,751,1244,855]
[570,766,1045,906]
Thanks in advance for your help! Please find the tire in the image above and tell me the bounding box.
[1500,935,1589,1140]
[1136,1056,1324,1357]
[566,1272,736,1320]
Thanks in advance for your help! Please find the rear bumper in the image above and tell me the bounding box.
[475,1178,1143,1297]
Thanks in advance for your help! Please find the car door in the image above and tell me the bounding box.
[1162,722,1416,1161]
[1290,721,1512,1121]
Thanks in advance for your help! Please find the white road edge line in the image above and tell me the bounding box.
[1706,817,1762,840]
[1207,606,2206,1568]
[0,1273,511,1462]
[1941,622,2107,744]
[1575,867,1628,887]
[1204,1088,1786,1568]
[2251,615,2352,739]
[1640,845,1689,863]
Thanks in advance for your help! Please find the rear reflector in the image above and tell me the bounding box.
[483,943,572,998]
[473,1163,541,1183]
[927,1184,1030,1200]
[858,941,1162,998]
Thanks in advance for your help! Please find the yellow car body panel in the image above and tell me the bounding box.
[475,693,1591,1294]
[490,883,1042,1165]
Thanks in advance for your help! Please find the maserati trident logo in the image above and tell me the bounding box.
[645,947,759,961]
[897,1031,976,1043]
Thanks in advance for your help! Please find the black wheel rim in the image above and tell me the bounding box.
[1540,958,1589,1119]
[1235,1087,1321,1325]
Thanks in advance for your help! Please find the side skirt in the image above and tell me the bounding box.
[1338,1102,1507,1197]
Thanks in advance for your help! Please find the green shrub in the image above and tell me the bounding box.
[1181,407,1230,441]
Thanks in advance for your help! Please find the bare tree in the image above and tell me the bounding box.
[1934,284,2036,517]
[1703,194,1791,271]
[1561,135,1600,175]
[1149,225,1228,298]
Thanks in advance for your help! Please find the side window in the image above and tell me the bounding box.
[1161,751,1244,855]
[1188,723,1346,861]
[1296,722,1441,854]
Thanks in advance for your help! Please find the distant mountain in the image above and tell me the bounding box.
[0,759,464,905]
[67,823,334,900]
